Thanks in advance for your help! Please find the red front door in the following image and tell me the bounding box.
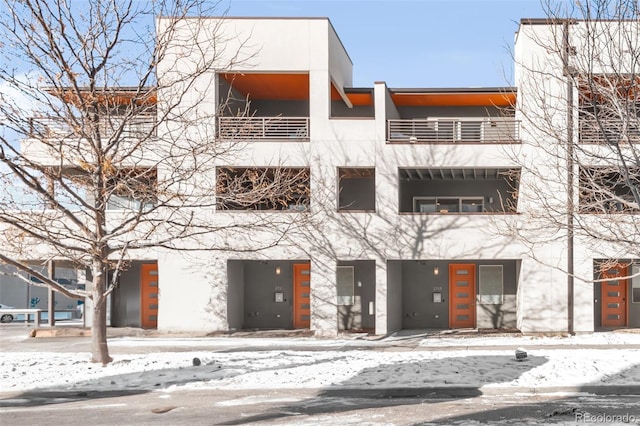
[601,264,628,327]
[293,263,311,329]
[140,263,159,329]
[449,264,476,328]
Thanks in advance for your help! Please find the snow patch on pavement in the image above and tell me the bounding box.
[1,347,638,394]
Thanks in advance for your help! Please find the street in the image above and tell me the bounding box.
[1,388,639,425]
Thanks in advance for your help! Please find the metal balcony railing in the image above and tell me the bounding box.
[387,118,520,143]
[217,116,310,141]
[579,119,640,144]
[28,116,156,139]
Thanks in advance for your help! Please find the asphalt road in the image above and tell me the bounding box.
[1,388,639,425]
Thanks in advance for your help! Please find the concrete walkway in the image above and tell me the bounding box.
[2,323,640,353]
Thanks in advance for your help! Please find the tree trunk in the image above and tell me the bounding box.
[90,272,112,364]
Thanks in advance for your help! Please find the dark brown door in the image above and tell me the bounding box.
[293,263,311,329]
[449,264,476,328]
[140,263,159,329]
[601,264,628,327]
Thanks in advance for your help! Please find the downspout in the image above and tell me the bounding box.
[563,19,575,335]
[47,176,56,328]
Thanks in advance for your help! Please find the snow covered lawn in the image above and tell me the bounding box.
[1,346,638,394]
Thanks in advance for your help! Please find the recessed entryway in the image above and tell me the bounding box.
[388,259,519,331]
[227,260,311,330]
[336,260,376,332]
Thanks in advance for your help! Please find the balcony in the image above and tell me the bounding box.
[29,116,156,139]
[579,119,640,144]
[398,167,520,214]
[387,118,520,144]
[217,117,310,141]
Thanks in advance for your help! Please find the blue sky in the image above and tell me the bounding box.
[224,0,551,88]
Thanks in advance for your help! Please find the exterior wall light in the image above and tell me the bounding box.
[433,266,439,275]
[275,266,281,275]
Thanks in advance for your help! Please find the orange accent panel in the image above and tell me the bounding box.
[55,91,156,106]
[222,73,309,100]
[601,265,628,327]
[293,263,311,329]
[330,84,373,106]
[391,92,516,107]
[346,93,373,106]
[141,263,159,329]
[449,264,476,329]
[330,84,341,101]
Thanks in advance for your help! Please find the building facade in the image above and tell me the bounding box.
[6,17,640,334]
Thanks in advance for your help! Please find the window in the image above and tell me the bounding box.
[336,266,354,306]
[479,265,503,304]
[461,198,484,212]
[633,264,640,304]
[578,74,640,144]
[413,196,484,213]
[338,168,375,211]
[106,168,157,211]
[107,195,155,211]
[414,197,437,213]
[436,120,455,141]
[579,167,640,213]
[216,167,310,211]
[459,121,482,141]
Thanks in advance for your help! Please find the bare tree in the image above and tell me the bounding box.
[502,0,640,282]
[0,0,302,363]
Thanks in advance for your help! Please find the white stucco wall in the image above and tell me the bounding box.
[10,17,638,335]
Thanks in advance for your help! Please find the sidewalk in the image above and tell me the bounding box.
[3,323,640,352]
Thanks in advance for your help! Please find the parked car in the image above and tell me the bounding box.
[0,303,15,323]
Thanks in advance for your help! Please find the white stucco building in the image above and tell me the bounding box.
[4,16,639,334]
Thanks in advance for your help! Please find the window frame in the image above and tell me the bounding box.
[216,166,311,212]
[336,266,355,306]
[337,167,376,212]
[632,264,640,304]
[478,265,504,305]
[412,196,484,213]
[578,166,640,214]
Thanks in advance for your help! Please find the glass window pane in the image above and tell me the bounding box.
[437,120,454,141]
[460,121,482,141]
[338,168,375,211]
[461,198,484,212]
[479,265,503,304]
[336,266,354,306]
[438,198,459,213]
[414,198,437,213]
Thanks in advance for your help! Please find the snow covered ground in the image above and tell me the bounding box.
[1,332,639,395]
